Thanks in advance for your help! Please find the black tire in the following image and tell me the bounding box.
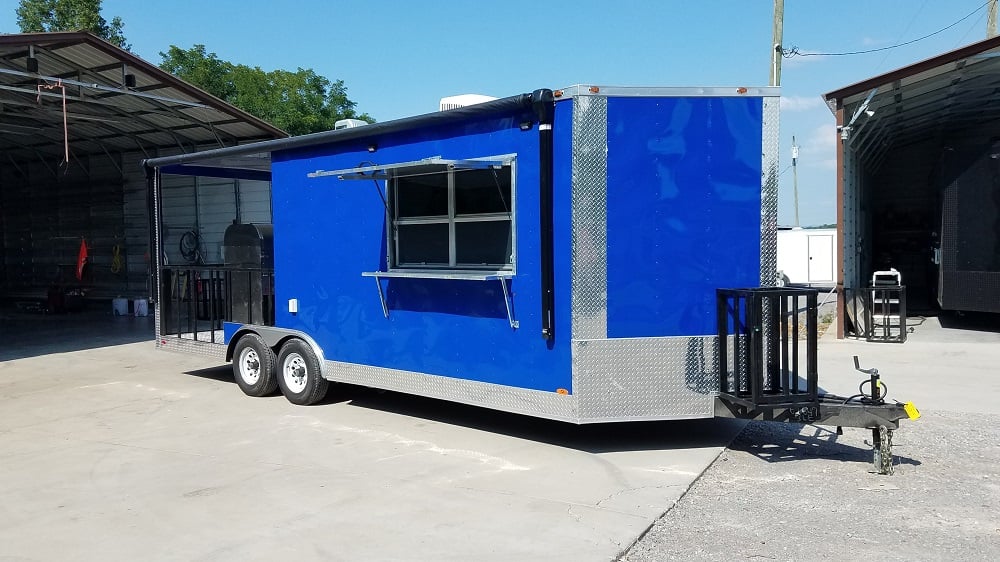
[276,338,329,405]
[232,333,278,397]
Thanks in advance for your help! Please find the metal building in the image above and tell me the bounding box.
[824,36,1000,337]
[0,32,284,308]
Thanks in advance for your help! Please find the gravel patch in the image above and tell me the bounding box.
[621,410,1000,561]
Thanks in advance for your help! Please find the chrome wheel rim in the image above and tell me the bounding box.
[238,347,261,384]
[283,352,308,393]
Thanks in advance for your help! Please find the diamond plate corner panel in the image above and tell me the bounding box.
[571,94,609,340]
[324,361,580,423]
[573,337,718,421]
[760,96,780,286]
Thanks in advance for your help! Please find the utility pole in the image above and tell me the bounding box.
[770,0,784,86]
[989,0,998,38]
[792,136,800,227]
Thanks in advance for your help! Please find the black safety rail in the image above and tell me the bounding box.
[716,288,819,421]
[866,285,907,343]
[844,285,907,342]
[159,265,275,343]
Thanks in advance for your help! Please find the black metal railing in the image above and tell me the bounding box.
[717,288,819,413]
[159,266,275,343]
[844,285,907,343]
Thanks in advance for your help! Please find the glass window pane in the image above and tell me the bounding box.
[396,174,448,218]
[455,220,512,266]
[455,168,511,216]
[396,223,449,265]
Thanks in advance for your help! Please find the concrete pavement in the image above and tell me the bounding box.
[0,325,742,562]
[817,313,1000,415]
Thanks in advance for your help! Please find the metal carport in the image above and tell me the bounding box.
[0,31,284,308]
[824,36,1000,338]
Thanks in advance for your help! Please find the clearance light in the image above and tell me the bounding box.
[588,86,600,93]
[556,388,569,395]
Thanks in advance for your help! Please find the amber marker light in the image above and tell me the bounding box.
[737,87,748,94]
[556,388,569,395]
[589,86,600,93]
[554,90,564,98]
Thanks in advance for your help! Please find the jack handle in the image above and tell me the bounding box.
[853,356,884,404]
[853,355,878,377]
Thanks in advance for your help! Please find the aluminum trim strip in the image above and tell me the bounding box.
[324,360,580,423]
[556,85,781,99]
[760,96,780,286]
[570,94,608,342]
[156,337,227,361]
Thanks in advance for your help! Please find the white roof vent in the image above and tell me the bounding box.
[334,118,369,130]
[439,94,498,111]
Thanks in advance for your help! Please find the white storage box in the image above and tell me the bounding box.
[112,297,128,316]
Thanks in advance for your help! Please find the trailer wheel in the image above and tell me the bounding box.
[232,333,278,397]
[276,339,329,406]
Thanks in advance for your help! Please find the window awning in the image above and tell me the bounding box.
[307,156,513,180]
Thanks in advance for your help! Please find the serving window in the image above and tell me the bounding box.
[390,159,514,271]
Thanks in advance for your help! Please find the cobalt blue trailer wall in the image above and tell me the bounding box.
[605,96,764,338]
[270,109,575,394]
[146,85,780,424]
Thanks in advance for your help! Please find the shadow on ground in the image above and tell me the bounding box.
[183,364,745,456]
[729,420,921,468]
[0,304,154,361]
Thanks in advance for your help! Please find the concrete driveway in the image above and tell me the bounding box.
[0,329,743,562]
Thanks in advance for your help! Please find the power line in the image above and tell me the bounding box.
[783,1,990,58]
[874,0,928,72]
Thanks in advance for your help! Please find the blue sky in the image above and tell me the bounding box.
[2,0,995,226]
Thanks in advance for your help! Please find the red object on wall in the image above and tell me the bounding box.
[76,239,88,281]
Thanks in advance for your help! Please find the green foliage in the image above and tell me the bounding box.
[160,45,372,135]
[16,0,130,50]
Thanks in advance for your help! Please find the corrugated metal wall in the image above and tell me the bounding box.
[159,175,272,267]
[0,153,127,297]
[1,151,272,300]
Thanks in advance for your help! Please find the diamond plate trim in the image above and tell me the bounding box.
[760,96,780,286]
[570,94,608,341]
[156,337,228,360]
[573,336,718,421]
[153,169,163,343]
[324,361,580,422]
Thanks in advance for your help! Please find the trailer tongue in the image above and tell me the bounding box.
[716,288,919,474]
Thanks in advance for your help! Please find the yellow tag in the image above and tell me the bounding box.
[904,402,921,420]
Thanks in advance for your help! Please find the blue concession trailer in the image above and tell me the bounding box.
[145,86,780,421]
[147,86,919,444]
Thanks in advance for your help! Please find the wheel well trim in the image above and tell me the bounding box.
[226,325,327,379]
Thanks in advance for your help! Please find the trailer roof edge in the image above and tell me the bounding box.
[142,92,537,173]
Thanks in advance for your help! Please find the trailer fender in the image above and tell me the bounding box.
[226,326,327,380]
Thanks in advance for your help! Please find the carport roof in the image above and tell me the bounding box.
[0,31,286,165]
[823,36,1000,171]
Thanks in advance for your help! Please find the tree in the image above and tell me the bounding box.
[160,45,372,136]
[16,0,130,50]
